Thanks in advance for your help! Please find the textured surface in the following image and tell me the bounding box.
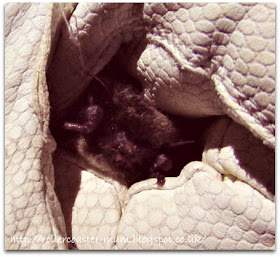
[203,117,275,200]
[5,3,275,250]
[5,3,69,249]
[136,3,275,148]
[54,149,125,250]
[117,162,274,250]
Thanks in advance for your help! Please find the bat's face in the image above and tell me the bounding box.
[50,62,215,187]
[60,80,177,186]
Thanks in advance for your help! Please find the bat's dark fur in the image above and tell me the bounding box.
[63,80,182,186]
[50,55,216,187]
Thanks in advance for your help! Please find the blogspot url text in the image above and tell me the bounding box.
[10,234,206,247]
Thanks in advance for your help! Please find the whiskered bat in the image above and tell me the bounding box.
[62,78,199,186]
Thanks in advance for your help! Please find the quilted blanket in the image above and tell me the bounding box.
[5,3,275,250]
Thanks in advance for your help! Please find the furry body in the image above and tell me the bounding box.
[63,81,183,186]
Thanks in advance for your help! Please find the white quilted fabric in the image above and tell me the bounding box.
[117,162,274,250]
[54,149,126,250]
[203,117,274,200]
[5,3,69,249]
[136,3,275,148]
[5,3,275,250]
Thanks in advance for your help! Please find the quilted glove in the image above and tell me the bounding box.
[5,3,275,250]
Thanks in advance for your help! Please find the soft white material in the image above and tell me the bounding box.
[136,3,275,149]
[203,117,274,201]
[5,3,70,249]
[5,3,275,250]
